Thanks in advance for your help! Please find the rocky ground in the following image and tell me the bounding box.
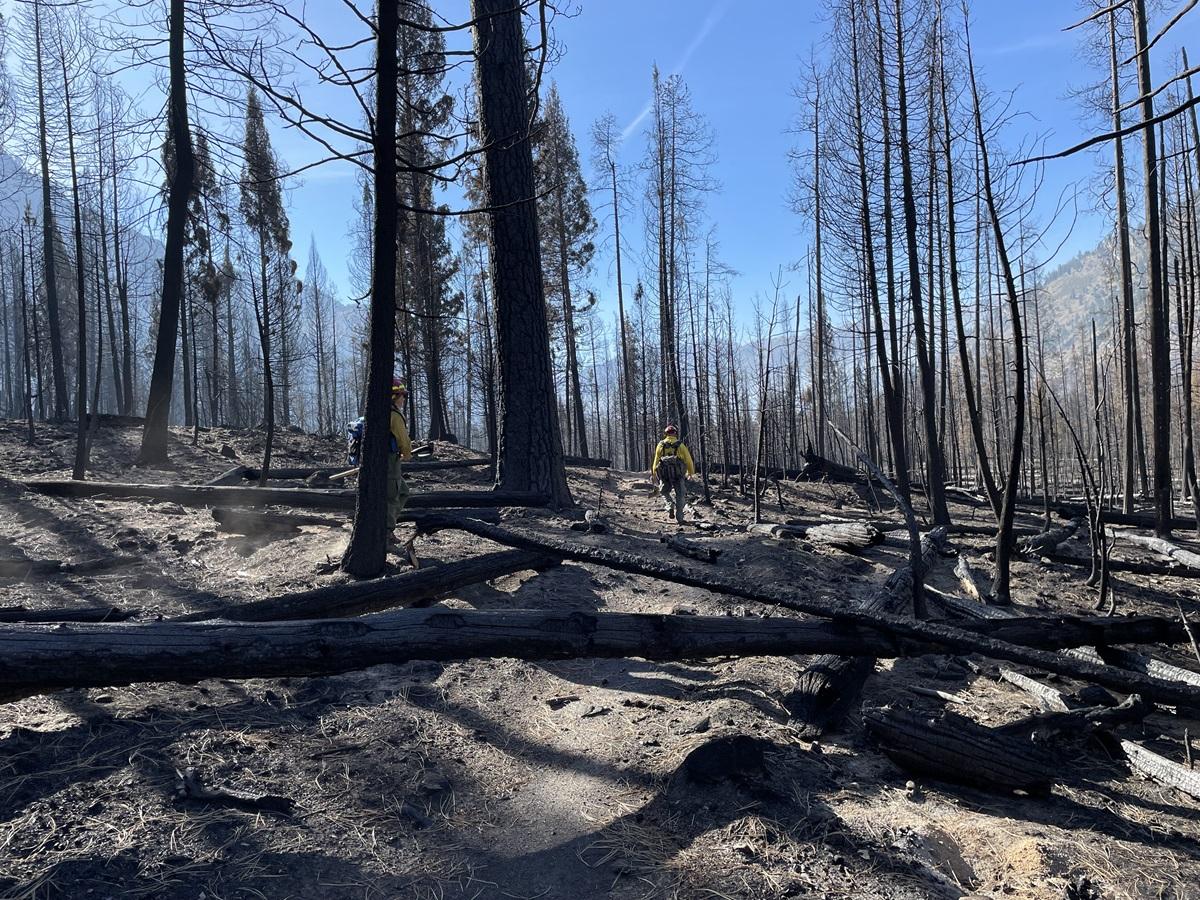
[1,419,1199,899]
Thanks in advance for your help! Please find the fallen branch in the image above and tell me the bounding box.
[1122,740,1200,800]
[174,766,294,815]
[176,550,553,622]
[205,465,251,487]
[1000,668,1073,712]
[410,514,1200,709]
[0,555,141,578]
[0,605,137,624]
[211,507,346,533]
[998,694,1149,744]
[1111,530,1200,571]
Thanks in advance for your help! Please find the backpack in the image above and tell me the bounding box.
[657,439,685,480]
[346,417,365,465]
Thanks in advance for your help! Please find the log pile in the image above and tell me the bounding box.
[784,527,948,737]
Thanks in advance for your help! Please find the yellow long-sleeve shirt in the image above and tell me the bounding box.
[651,438,694,477]
[390,407,413,460]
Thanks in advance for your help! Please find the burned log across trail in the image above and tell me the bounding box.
[1,607,1195,705]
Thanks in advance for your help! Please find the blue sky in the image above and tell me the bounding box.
[260,1,1200,315]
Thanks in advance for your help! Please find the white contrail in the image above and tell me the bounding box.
[619,0,730,143]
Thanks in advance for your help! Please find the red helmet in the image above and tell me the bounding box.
[664,424,678,436]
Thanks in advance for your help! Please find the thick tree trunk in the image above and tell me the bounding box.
[138,0,194,464]
[1131,0,1173,537]
[473,0,572,508]
[342,0,400,576]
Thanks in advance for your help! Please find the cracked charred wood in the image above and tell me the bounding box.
[3,608,1199,705]
[1110,531,1200,571]
[999,668,1074,712]
[997,694,1149,744]
[1122,740,1200,799]
[784,527,950,738]
[1019,519,1081,556]
[798,451,863,483]
[863,705,1059,795]
[21,479,547,512]
[927,588,1014,621]
[1069,646,1200,689]
[804,522,885,552]
[407,514,1200,709]
[0,605,137,623]
[211,507,346,533]
[954,555,989,603]
[662,535,721,563]
[176,550,554,622]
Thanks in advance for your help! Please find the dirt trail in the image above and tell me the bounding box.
[2,422,1199,899]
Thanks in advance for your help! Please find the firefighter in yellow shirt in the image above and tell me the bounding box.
[388,379,417,564]
[651,425,694,524]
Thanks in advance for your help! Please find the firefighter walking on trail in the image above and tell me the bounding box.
[651,425,694,524]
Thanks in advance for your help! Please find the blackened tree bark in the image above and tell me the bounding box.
[342,0,400,577]
[32,1,67,420]
[1131,0,1173,536]
[61,40,87,480]
[472,0,572,507]
[893,0,949,526]
[1113,11,1142,514]
[966,19,1024,605]
[138,0,194,465]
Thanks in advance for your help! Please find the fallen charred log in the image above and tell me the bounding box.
[863,705,1058,794]
[22,479,547,512]
[176,549,554,622]
[2,608,1195,705]
[1110,531,1200,571]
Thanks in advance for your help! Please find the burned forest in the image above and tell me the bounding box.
[7,0,1200,898]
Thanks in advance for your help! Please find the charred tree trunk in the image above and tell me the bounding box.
[472,0,572,507]
[341,0,401,576]
[139,0,194,464]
